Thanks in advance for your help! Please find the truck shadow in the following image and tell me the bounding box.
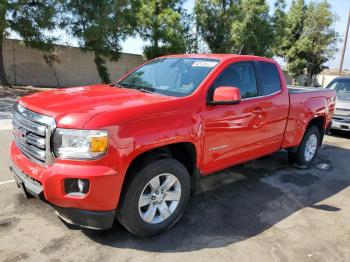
[328,130,350,139]
[84,144,350,253]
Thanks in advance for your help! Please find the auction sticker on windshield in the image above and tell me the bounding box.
[192,61,218,67]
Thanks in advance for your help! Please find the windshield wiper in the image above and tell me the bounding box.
[113,82,133,89]
[112,82,154,93]
[119,82,154,93]
[138,88,153,93]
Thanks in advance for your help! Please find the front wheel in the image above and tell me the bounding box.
[288,126,320,168]
[117,158,191,237]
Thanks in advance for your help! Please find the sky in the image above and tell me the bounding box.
[13,0,350,70]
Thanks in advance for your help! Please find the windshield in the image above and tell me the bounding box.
[117,58,219,97]
[326,79,350,93]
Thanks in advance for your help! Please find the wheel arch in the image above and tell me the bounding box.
[126,142,197,176]
[306,116,325,146]
[118,141,199,204]
[288,115,325,153]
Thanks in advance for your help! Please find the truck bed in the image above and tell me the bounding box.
[288,86,327,94]
[282,86,336,149]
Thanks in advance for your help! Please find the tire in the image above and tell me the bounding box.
[117,158,191,237]
[288,126,320,168]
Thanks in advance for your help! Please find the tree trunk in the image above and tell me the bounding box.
[0,38,10,86]
[49,64,60,88]
[153,1,160,56]
[94,51,110,83]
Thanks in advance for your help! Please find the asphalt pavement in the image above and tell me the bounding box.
[1,122,350,261]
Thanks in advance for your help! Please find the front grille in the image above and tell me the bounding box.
[333,117,350,124]
[334,108,350,117]
[12,103,56,165]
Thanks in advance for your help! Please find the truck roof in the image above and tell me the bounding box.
[332,76,350,80]
[161,53,276,63]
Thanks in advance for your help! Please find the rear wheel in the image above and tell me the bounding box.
[117,158,191,237]
[288,126,320,168]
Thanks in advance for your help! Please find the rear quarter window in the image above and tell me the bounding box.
[259,62,281,95]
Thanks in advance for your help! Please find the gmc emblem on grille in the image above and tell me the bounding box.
[14,126,27,141]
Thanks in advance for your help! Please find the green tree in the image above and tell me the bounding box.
[282,0,307,82]
[60,0,126,83]
[195,0,273,56]
[236,0,273,56]
[0,0,57,86]
[181,12,198,54]
[285,0,306,50]
[283,0,338,85]
[271,0,287,57]
[195,0,239,53]
[300,1,338,85]
[128,0,188,60]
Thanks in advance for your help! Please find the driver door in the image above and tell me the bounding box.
[201,61,266,174]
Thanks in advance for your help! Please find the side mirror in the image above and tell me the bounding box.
[210,86,241,105]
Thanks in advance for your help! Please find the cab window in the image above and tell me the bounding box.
[258,62,281,95]
[327,79,350,93]
[211,62,258,99]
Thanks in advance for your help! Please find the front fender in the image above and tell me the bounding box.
[85,109,203,209]
[117,110,203,170]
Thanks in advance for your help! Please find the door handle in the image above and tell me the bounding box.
[252,107,265,128]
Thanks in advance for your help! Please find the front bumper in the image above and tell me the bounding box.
[331,116,350,131]
[55,207,116,230]
[10,142,121,230]
[10,163,43,198]
[9,160,116,230]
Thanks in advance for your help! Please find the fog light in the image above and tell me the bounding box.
[78,179,89,193]
[64,178,90,195]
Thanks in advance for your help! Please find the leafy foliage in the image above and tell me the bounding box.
[0,0,341,87]
[238,0,274,56]
[271,0,287,57]
[60,0,126,83]
[0,0,58,85]
[276,0,338,85]
[298,1,338,85]
[195,0,273,56]
[195,0,239,53]
[124,0,189,60]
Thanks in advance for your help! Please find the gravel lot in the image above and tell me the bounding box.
[1,127,350,262]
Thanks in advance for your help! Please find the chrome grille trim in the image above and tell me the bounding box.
[12,103,56,165]
[14,136,46,161]
[27,133,46,149]
[13,110,46,136]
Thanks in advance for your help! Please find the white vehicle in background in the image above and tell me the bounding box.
[326,77,350,132]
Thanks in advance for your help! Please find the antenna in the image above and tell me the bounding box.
[239,44,244,54]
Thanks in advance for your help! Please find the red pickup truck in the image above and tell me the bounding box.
[9,54,336,236]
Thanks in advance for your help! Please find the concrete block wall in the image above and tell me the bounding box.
[3,38,145,87]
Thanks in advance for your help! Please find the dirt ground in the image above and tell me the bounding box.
[1,127,350,261]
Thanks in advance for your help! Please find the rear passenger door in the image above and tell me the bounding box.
[255,61,289,153]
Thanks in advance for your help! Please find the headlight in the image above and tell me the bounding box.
[53,129,108,160]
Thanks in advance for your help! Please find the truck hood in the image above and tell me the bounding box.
[19,84,175,128]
